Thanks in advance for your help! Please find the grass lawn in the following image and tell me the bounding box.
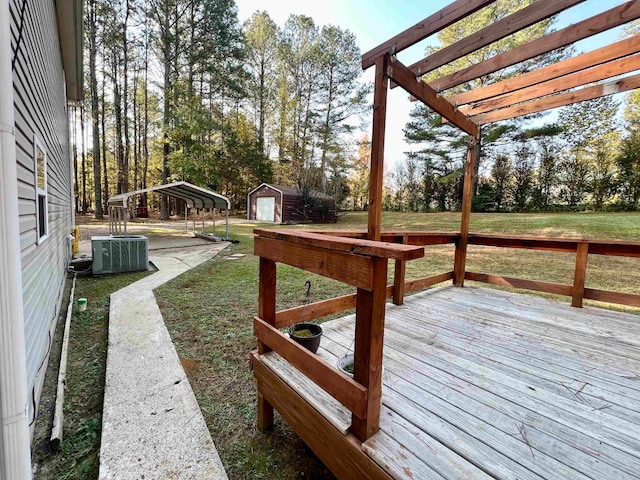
[32,270,151,480]
[156,210,640,480]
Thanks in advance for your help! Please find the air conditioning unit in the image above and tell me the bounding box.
[91,235,149,275]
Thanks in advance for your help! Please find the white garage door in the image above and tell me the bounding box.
[256,196,276,222]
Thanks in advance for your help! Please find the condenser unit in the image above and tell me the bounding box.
[91,235,149,275]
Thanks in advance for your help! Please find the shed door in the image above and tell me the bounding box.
[256,196,276,222]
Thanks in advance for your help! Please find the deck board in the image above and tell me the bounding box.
[324,328,640,479]
[380,311,640,424]
[263,286,640,480]
[397,302,640,400]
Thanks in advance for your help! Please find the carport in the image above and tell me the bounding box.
[107,181,230,239]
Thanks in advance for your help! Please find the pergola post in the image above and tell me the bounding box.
[454,137,480,287]
[367,54,389,241]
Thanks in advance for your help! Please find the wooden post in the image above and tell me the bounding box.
[454,138,479,286]
[351,257,387,441]
[50,275,76,450]
[393,235,407,305]
[257,256,276,431]
[367,55,389,241]
[572,242,589,307]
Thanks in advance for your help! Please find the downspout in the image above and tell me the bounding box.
[0,0,32,477]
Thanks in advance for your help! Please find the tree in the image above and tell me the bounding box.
[87,0,103,218]
[512,142,534,212]
[347,136,370,210]
[277,15,320,177]
[590,139,618,210]
[559,96,619,208]
[315,25,368,190]
[623,90,640,129]
[149,0,179,218]
[244,11,278,157]
[490,154,512,212]
[617,129,640,208]
[531,143,556,210]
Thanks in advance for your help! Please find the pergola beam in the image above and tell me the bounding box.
[386,55,479,138]
[451,35,640,106]
[399,0,585,85]
[463,54,640,117]
[427,1,640,94]
[361,0,496,70]
[471,72,640,124]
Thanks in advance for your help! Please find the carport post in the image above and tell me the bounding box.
[193,208,196,231]
[225,209,229,240]
[123,206,127,235]
[202,210,205,232]
[184,204,188,231]
[213,208,216,236]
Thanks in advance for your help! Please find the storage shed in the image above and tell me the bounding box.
[247,183,336,224]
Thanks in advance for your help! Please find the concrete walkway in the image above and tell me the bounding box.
[99,243,229,480]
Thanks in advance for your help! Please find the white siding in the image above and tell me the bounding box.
[10,0,72,426]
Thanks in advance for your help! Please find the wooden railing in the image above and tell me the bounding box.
[254,229,640,442]
[312,230,640,309]
[309,230,460,306]
[465,234,640,308]
[253,229,425,441]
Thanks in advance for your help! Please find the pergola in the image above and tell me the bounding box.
[363,0,640,282]
[250,3,640,479]
[107,181,230,238]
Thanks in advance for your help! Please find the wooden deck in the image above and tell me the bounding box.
[261,286,640,480]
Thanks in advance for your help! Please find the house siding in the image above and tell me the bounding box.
[10,0,72,426]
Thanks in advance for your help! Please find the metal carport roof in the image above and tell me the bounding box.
[108,181,230,210]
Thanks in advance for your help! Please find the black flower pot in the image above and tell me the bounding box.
[288,323,323,354]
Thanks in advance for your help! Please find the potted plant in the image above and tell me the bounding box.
[288,281,323,354]
[336,353,354,377]
[288,323,323,354]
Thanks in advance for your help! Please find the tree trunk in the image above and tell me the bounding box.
[132,67,139,204]
[101,67,109,213]
[188,2,196,98]
[320,67,335,191]
[89,0,102,218]
[143,25,150,208]
[113,47,124,195]
[258,57,266,156]
[122,0,130,195]
[160,2,171,220]
[81,105,87,213]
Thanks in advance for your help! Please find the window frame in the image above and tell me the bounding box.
[34,136,48,244]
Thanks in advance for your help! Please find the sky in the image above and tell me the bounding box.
[234,0,629,170]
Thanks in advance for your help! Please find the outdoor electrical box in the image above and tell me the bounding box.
[91,235,149,275]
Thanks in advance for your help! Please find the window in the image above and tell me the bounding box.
[35,139,47,243]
